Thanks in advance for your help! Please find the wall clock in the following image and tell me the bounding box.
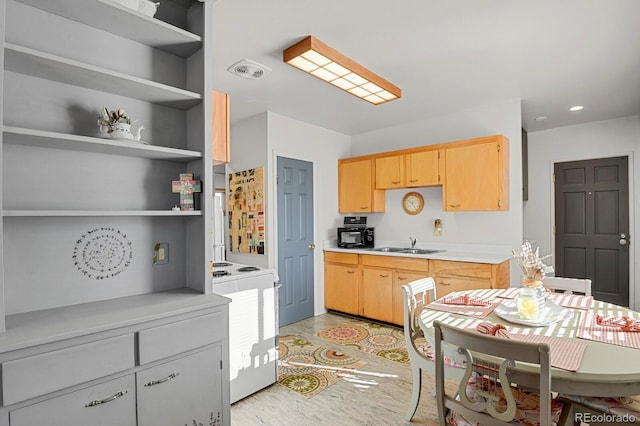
[402,192,424,215]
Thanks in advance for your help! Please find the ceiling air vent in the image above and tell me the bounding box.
[227,59,272,80]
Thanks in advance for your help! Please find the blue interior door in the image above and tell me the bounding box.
[277,157,314,326]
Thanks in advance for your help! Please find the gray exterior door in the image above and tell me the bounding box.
[554,156,629,306]
[277,157,314,326]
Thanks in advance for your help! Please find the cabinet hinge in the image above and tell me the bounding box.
[497,200,502,208]
[220,360,223,370]
[497,144,501,152]
[438,151,441,159]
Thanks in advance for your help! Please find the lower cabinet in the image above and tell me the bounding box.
[392,270,430,325]
[324,252,360,315]
[431,259,510,297]
[361,267,394,323]
[2,305,229,426]
[10,375,136,426]
[324,251,510,326]
[137,347,223,426]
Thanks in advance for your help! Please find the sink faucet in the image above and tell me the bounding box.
[409,237,416,248]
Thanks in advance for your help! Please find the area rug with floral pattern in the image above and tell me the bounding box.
[317,320,424,364]
[278,334,367,398]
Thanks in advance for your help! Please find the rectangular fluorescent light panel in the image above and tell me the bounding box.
[283,36,401,105]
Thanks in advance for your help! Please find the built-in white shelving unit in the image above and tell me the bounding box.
[0,1,228,423]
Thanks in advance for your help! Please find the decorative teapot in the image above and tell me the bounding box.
[98,107,144,141]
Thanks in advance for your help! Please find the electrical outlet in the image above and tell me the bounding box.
[153,243,169,265]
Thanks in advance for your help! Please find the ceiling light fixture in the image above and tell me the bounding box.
[283,35,401,105]
[569,105,584,111]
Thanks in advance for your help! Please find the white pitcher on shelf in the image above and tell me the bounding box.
[98,107,144,142]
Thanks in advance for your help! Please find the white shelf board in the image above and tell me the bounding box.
[2,210,203,217]
[4,43,202,110]
[14,0,202,57]
[3,126,203,161]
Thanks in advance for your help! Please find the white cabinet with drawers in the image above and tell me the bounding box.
[0,295,230,426]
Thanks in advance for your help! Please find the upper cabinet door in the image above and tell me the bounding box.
[443,136,510,211]
[338,159,385,213]
[406,149,441,187]
[375,155,404,189]
[212,90,230,165]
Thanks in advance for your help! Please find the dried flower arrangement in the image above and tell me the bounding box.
[97,107,131,133]
[512,240,554,287]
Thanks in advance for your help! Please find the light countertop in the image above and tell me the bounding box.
[323,241,511,265]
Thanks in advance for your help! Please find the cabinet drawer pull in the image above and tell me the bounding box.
[360,206,368,209]
[85,390,128,407]
[144,372,180,387]
[409,179,418,183]
[448,204,461,208]
[379,274,389,278]
[440,282,452,286]
[347,270,355,274]
[398,277,408,280]
[392,180,400,184]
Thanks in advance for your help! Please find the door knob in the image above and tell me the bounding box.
[308,244,316,250]
[620,234,628,245]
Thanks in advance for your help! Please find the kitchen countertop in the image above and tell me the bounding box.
[323,243,511,265]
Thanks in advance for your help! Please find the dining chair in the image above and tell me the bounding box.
[543,276,592,296]
[433,320,573,426]
[402,278,438,421]
[401,278,465,422]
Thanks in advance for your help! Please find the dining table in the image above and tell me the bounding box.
[419,288,640,397]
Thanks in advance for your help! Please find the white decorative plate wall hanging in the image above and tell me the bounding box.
[73,227,133,280]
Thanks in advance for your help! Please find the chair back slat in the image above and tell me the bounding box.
[543,276,592,296]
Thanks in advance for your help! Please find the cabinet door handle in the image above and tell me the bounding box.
[85,390,128,407]
[347,270,355,274]
[144,372,180,387]
[409,179,418,183]
[398,277,408,281]
[360,206,368,210]
[392,180,400,184]
[448,204,461,208]
[379,274,389,278]
[440,282,451,286]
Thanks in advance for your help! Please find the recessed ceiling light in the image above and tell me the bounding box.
[535,116,548,121]
[569,105,584,111]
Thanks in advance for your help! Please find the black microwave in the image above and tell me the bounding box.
[337,227,374,248]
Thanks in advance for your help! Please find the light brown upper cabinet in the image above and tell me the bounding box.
[375,155,405,189]
[406,149,442,187]
[443,135,509,211]
[212,90,230,165]
[375,149,442,189]
[338,158,385,213]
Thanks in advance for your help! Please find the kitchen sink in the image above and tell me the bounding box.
[370,247,444,255]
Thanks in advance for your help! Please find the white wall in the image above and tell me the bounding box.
[266,112,351,315]
[525,115,640,308]
[351,98,524,284]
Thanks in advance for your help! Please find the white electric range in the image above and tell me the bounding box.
[211,262,279,403]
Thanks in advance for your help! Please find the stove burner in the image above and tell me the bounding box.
[212,270,231,277]
[237,266,260,272]
[212,262,232,267]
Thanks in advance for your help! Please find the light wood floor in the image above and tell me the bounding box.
[230,312,442,425]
